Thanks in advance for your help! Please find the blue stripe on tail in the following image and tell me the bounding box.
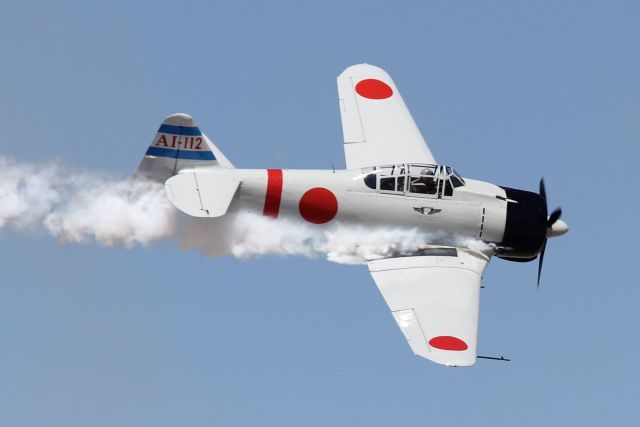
[145,146,216,160]
[157,124,202,136]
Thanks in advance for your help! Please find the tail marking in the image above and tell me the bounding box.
[157,124,202,136]
[263,169,283,218]
[146,146,216,160]
[145,124,216,160]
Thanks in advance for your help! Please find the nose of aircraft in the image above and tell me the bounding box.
[547,218,569,238]
[499,186,548,257]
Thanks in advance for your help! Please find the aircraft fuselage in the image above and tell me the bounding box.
[185,166,548,260]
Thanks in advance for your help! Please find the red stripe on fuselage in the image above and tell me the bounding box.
[263,169,283,218]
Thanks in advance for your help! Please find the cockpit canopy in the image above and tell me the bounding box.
[362,164,465,196]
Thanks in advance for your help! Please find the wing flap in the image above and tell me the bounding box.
[337,74,365,144]
[368,249,489,366]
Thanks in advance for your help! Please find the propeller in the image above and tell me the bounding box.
[537,179,563,289]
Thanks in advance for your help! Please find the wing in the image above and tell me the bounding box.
[368,248,489,367]
[337,64,436,169]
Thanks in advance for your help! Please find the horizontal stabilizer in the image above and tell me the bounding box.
[165,172,240,217]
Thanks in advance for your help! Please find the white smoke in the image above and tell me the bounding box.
[0,156,174,247]
[0,156,494,264]
[178,213,495,264]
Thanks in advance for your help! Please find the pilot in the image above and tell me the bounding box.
[410,167,437,194]
[420,167,435,176]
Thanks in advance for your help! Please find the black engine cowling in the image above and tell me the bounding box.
[497,186,547,261]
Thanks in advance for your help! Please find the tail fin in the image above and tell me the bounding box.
[136,113,233,182]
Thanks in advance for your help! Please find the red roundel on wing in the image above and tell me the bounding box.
[299,188,338,224]
[429,336,468,351]
[355,79,393,99]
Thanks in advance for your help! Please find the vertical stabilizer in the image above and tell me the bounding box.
[136,113,233,182]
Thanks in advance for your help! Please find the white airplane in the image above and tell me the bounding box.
[136,64,568,367]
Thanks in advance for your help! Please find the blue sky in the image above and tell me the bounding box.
[1,1,639,426]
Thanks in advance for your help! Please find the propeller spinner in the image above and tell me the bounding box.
[537,179,569,288]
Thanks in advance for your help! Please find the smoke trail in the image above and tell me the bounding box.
[0,156,494,264]
[177,212,494,265]
[0,156,174,246]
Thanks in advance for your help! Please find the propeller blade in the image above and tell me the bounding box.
[548,208,562,227]
[537,239,547,289]
[539,178,547,202]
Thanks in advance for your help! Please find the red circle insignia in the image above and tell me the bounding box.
[428,336,468,351]
[299,188,338,224]
[355,79,393,99]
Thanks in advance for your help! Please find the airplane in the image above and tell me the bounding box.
[136,64,568,367]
